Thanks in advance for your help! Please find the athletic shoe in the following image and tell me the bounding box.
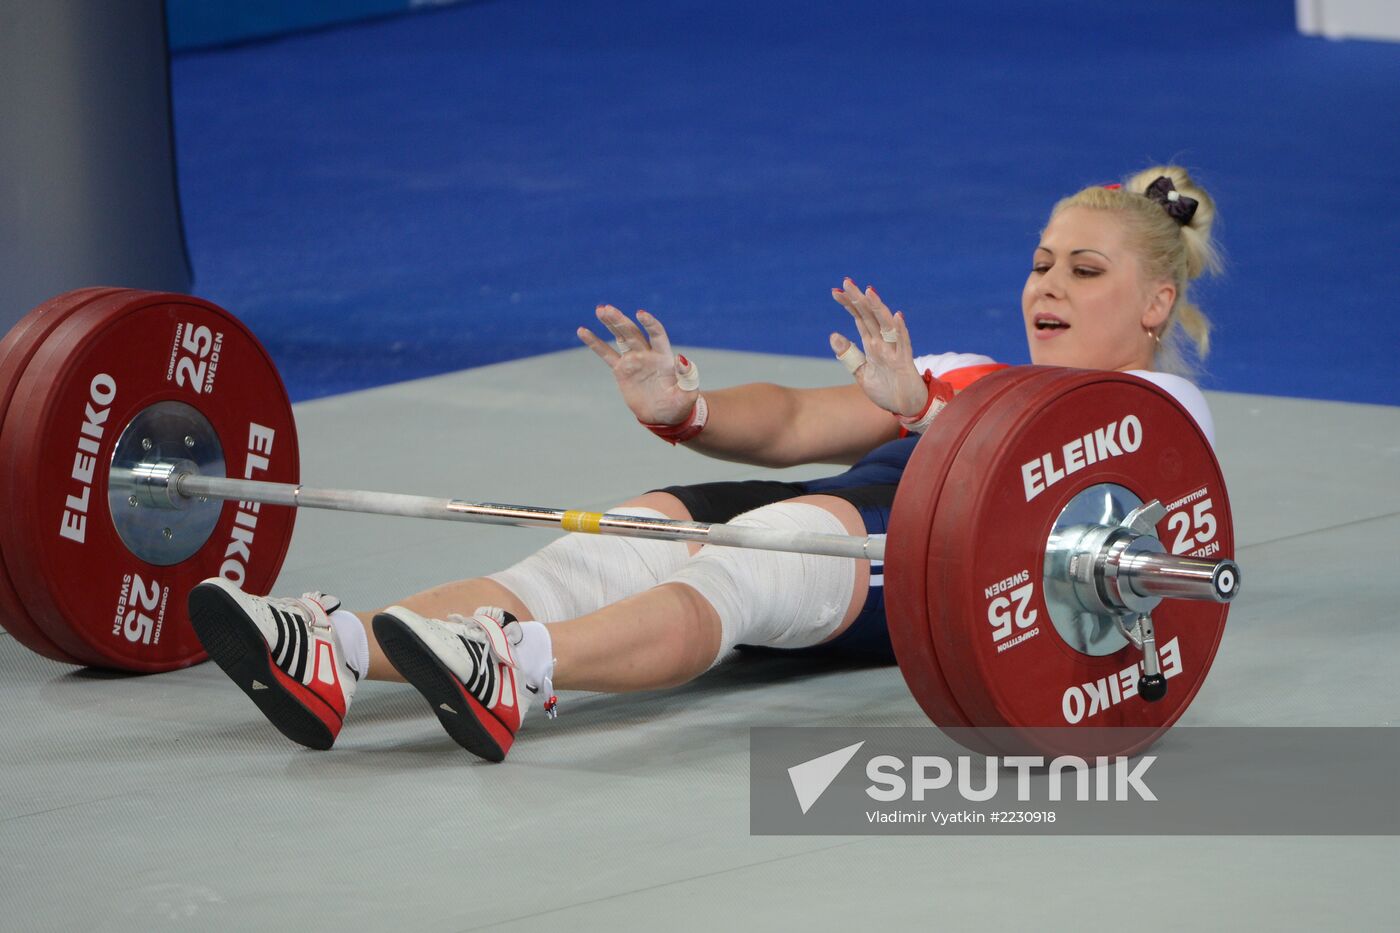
[371,606,532,762]
[188,578,360,750]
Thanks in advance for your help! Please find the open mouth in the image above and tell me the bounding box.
[1034,313,1069,331]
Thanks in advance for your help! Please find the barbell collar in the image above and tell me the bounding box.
[113,457,199,511]
[1118,551,1241,604]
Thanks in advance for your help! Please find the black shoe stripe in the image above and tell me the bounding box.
[276,608,295,664]
[457,637,495,704]
[478,648,495,704]
[272,610,288,665]
[461,638,483,695]
[273,607,296,672]
[294,613,310,680]
[284,610,308,683]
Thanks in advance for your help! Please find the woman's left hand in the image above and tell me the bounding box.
[829,278,929,416]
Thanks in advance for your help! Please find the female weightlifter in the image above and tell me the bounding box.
[188,165,1221,760]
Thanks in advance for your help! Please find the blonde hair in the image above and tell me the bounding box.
[1050,165,1222,376]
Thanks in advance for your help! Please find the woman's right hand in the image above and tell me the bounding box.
[577,305,700,425]
[829,278,929,417]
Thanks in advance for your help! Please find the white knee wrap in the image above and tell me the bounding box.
[664,502,857,663]
[487,507,691,622]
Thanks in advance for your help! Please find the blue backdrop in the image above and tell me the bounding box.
[170,0,1400,404]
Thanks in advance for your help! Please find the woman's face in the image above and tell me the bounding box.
[1021,206,1173,371]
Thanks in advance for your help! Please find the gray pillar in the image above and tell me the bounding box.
[0,0,191,331]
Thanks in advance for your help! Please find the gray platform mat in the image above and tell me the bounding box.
[2,348,1397,930]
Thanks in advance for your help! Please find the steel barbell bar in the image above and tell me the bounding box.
[116,457,1240,612]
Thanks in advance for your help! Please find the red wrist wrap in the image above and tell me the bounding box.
[641,395,708,445]
[896,371,955,437]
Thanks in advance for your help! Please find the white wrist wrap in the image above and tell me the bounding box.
[898,396,948,434]
[896,372,955,435]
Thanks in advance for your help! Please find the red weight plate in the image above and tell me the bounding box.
[930,370,1232,757]
[0,288,132,664]
[886,366,1066,736]
[0,291,300,671]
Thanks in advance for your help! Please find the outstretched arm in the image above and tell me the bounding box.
[690,381,898,467]
[578,305,898,468]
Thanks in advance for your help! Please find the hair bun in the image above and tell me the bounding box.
[1124,165,1221,279]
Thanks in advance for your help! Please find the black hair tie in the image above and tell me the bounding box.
[1144,175,1198,226]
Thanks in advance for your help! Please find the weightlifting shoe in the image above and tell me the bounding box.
[372,606,539,762]
[189,578,361,750]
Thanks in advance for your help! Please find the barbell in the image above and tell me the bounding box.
[0,289,1241,756]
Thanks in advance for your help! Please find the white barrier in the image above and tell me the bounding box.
[1297,0,1400,42]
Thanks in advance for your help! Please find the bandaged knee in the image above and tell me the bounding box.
[664,502,857,664]
[487,507,691,622]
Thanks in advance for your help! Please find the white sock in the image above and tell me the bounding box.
[513,620,555,695]
[329,609,371,680]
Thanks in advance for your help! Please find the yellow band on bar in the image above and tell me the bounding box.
[560,510,604,534]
